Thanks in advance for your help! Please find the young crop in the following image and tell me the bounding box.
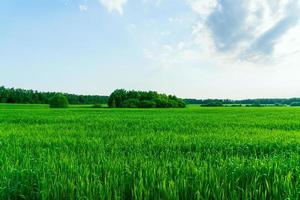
[0,105,300,199]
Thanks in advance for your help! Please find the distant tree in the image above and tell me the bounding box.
[245,102,263,107]
[0,86,108,105]
[111,100,116,108]
[127,90,140,99]
[108,89,127,107]
[154,98,169,108]
[177,99,186,108]
[7,97,16,104]
[92,104,102,108]
[122,99,140,108]
[184,98,294,106]
[290,102,300,107]
[139,100,156,108]
[49,94,69,108]
[229,104,242,107]
[251,103,263,107]
[201,101,223,107]
[108,89,186,108]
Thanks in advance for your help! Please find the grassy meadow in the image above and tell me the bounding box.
[1,104,300,199]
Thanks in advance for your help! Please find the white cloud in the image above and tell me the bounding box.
[273,23,300,60]
[185,0,218,18]
[137,0,300,72]
[79,4,88,12]
[185,0,300,62]
[99,0,128,15]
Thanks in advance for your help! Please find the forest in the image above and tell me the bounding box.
[0,86,108,105]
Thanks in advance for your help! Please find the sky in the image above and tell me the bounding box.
[1,0,300,99]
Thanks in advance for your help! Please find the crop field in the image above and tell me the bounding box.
[1,104,300,199]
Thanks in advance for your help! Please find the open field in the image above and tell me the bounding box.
[1,105,300,199]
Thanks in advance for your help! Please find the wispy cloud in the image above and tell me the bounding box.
[79,4,88,12]
[187,0,300,61]
[206,0,249,51]
[246,1,300,59]
[186,0,218,18]
[99,0,128,15]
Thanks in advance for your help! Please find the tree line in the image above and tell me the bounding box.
[0,86,108,105]
[184,98,300,106]
[108,89,186,108]
[2,85,300,107]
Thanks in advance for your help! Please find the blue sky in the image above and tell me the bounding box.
[1,0,300,99]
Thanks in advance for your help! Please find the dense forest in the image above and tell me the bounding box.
[0,86,108,105]
[108,89,186,108]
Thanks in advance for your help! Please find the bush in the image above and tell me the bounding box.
[290,102,300,107]
[49,94,69,108]
[139,100,156,108]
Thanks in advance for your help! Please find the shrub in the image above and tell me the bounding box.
[49,94,69,108]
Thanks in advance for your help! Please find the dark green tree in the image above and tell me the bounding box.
[108,89,186,108]
[108,89,127,107]
[0,86,108,105]
[290,102,300,107]
[122,99,140,108]
[49,94,69,108]
[139,100,156,108]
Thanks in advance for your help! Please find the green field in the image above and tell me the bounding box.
[1,105,300,199]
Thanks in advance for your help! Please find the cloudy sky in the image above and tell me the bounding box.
[1,0,300,99]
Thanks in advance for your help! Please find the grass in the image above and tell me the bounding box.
[1,105,300,199]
